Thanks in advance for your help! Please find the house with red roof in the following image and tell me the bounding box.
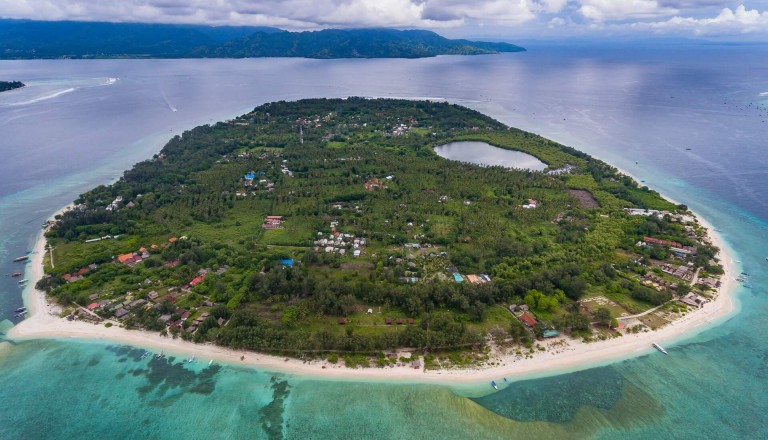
[519,312,537,328]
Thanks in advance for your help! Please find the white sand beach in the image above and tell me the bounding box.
[7,203,739,384]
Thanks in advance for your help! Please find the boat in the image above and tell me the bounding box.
[208,360,213,367]
[13,256,29,262]
[11,272,22,277]
[491,381,498,390]
[15,307,26,313]
[652,343,668,355]
[188,355,195,363]
[18,279,28,284]
[140,351,150,359]
[156,351,164,359]
[503,377,508,383]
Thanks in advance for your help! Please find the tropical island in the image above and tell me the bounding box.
[12,98,734,378]
[0,20,524,59]
[0,80,25,92]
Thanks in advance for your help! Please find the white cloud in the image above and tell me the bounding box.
[636,4,768,34]
[0,0,767,39]
[537,0,569,13]
[578,0,678,21]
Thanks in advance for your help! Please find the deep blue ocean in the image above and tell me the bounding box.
[1,43,767,439]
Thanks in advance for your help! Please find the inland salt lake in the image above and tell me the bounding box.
[1,42,768,439]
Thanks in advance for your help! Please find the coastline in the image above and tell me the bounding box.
[8,198,740,385]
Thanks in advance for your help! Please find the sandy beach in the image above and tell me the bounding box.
[7,203,740,385]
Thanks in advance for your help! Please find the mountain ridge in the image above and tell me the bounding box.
[0,19,525,59]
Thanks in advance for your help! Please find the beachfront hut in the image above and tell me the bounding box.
[338,318,347,325]
[385,317,393,325]
[397,318,404,325]
[519,312,537,327]
[407,318,414,325]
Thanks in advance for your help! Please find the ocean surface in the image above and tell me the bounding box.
[1,43,768,439]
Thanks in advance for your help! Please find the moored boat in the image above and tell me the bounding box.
[11,272,22,277]
[13,256,29,262]
[491,380,498,390]
[652,343,668,355]
[208,360,213,367]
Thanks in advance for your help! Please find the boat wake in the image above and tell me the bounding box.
[7,88,76,106]
[161,91,177,112]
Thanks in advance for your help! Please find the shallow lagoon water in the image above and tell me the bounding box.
[1,43,768,438]
[435,141,548,171]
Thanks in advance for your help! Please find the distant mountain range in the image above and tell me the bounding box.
[0,19,525,59]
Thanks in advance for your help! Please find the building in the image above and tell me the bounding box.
[519,312,537,327]
[263,215,285,229]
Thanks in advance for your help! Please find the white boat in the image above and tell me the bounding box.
[208,360,213,367]
[652,343,668,355]
[188,355,195,363]
[156,351,164,359]
[491,380,498,390]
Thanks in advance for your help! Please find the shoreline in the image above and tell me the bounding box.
[7,198,740,386]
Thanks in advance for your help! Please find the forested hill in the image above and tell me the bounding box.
[0,19,524,59]
[199,28,525,58]
[42,98,718,361]
[0,80,24,92]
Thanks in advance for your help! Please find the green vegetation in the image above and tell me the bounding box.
[0,80,24,92]
[39,98,720,361]
[0,20,523,59]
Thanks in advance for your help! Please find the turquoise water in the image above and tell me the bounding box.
[1,44,767,438]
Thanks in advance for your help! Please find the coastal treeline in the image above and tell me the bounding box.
[0,20,523,59]
[40,98,717,356]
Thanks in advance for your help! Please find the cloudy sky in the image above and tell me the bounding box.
[1,0,768,40]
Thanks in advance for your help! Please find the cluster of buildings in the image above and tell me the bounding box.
[239,170,274,196]
[447,266,492,284]
[115,237,184,265]
[313,222,366,257]
[62,263,98,283]
[106,195,123,211]
[364,176,393,191]
[658,262,695,281]
[638,236,698,257]
[624,208,696,224]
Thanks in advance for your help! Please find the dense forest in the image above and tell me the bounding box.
[0,80,24,92]
[0,20,523,59]
[40,98,718,361]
